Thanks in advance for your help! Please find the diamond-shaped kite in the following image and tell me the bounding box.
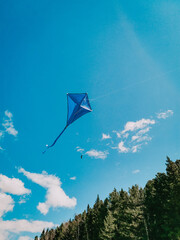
[43,93,92,153]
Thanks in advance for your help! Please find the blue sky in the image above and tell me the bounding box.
[0,0,180,239]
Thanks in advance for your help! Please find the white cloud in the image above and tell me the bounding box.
[85,149,109,160]
[157,110,173,119]
[136,136,152,143]
[18,195,29,204]
[0,174,31,195]
[37,203,49,215]
[0,230,9,240]
[102,133,111,140]
[70,177,76,180]
[113,130,121,138]
[18,236,33,240]
[0,146,4,151]
[132,145,141,153]
[132,135,151,143]
[2,110,18,137]
[0,219,54,240]
[137,127,150,135]
[0,219,54,233]
[76,147,84,153]
[132,135,139,141]
[132,169,140,174]
[0,193,14,217]
[118,141,129,153]
[18,168,77,215]
[121,118,155,134]
[112,119,154,154]
[19,199,26,204]
[4,110,13,119]
[123,133,129,139]
[99,111,173,156]
[131,126,152,145]
[0,131,3,138]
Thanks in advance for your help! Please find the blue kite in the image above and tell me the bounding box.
[43,93,92,153]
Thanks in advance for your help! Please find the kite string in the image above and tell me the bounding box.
[42,125,67,154]
[90,67,179,102]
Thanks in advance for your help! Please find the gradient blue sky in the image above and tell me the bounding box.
[1,1,180,239]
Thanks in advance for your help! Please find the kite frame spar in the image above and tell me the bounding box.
[43,93,92,153]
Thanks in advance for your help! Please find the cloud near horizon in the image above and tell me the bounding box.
[18,236,33,240]
[0,172,55,240]
[18,168,77,215]
[0,174,31,218]
[0,219,54,240]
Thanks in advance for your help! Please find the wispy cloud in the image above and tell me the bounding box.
[0,110,18,151]
[0,131,3,138]
[110,118,156,153]
[76,146,84,153]
[121,118,155,134]
[18,168,77,215]
[2,110,18,137]
[132,144,142,153]
[18,195,29,204]
[132,169,140,174]
[78,111,174,159]
[113,130,121,138]
[131,127,151,141]
[102,133,111,140]
[157,110,173,119]
[70,176,76,180]
[0,174,31,195]
[19,199,26,204]
[85,149,109,160]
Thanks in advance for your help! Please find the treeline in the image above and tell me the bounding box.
[35,157,180,240]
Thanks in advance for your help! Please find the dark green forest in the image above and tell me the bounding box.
[35,157,180,240]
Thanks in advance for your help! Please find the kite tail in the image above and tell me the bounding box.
[42,126,67,154]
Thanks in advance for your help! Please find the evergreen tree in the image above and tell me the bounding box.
[86,204,93,240]
[54,224,64,240]
[100,210,116,240]
[91,195,105,240]
[127,185,146,239]
[165,158,180,239]
[144,157,180,240]
[40,229,46,240]
[35,158,180,240]
[79,211,88,240]
[113,189,130,240]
